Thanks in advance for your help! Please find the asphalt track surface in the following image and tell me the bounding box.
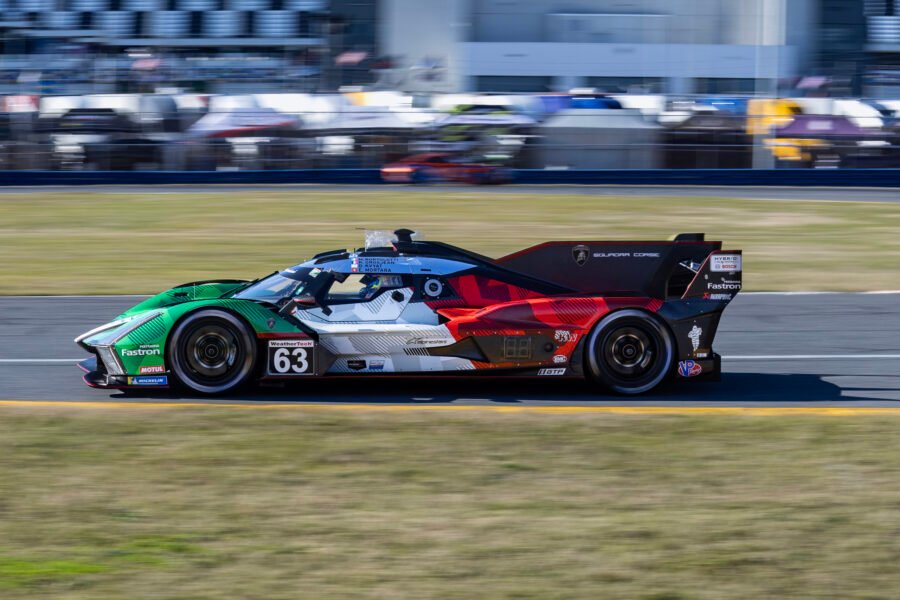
[3,184,900,203]
[1,293,899,407]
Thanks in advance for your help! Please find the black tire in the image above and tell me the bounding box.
[167,310,256,395]
[585,309,674,395]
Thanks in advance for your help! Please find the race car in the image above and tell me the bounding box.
[380,153,512,184]
[76,229,742,396]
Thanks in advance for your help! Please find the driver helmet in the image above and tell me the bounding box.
[360,274,382,298]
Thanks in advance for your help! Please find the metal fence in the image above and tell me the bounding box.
[2,108,900,172]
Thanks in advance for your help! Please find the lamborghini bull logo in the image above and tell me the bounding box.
[572,245,590,267]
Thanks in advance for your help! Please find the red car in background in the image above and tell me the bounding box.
[381,153,512,184]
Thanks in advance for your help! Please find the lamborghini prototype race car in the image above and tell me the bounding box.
[76,229,742,396]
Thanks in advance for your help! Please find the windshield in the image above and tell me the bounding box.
[232,268,318,305]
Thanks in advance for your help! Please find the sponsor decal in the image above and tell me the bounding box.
[678,360,702,377]
[552,354,567,364]
[554,330,576,343]
[703,293,733,301]
[538,368,566,376]
[423,278,444,298]
[347,359,366,371]
[695,351,709,359]
[269,340,314,348]
[572,245,590,267]
[710,254,742,273]
[592,252,660,258]
[267,339,315,375]
[688,325,702,352]
[350,254,359,273]
[370,359,385,371]
[707,279,741,291]
[128,375,168,386]
[121,344,161,357]
[407,337,448,346]
[139,365,166,375]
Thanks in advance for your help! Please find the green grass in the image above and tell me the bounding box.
[2,190,900,294]
[2,406,900,598]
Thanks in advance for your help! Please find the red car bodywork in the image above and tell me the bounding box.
[381,153,511,184]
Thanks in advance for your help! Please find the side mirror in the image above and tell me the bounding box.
[278,294,316,317]
[293,295,317,306]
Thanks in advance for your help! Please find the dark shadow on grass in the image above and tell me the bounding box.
[105,372,873,406]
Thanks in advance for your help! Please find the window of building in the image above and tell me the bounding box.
[475,76,552,93]
[694,78,760,94]
[584,76,664,93]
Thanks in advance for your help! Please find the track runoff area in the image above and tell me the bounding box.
[1,291,899,410]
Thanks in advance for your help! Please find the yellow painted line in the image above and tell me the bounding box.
[0,400,899,416]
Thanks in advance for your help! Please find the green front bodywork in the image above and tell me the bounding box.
[94,281,302,376]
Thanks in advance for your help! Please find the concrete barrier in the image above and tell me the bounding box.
[512,169,900,186]
[1,168,900,187]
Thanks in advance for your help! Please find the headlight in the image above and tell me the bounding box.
[96,346,124,375]
[75,311,162,348]
[75,314,143,345]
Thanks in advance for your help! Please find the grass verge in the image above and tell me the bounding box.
[1,406,900,598]
[2,190,900,293]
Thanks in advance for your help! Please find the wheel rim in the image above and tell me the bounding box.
[186,325,239,379]
[605,327,655,377]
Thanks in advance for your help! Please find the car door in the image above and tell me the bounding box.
[297,273,413,323]
[293,272,468,373]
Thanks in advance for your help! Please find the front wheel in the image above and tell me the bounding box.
[167,310,256,395]
[585,310,674,395]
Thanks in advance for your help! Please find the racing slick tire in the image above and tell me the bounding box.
[585,309,674,395]
[167,309,256,395]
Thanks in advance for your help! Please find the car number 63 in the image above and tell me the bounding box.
[267,339,315,376]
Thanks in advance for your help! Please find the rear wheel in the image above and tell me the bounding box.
[585,310,674,395]
[167,310,256,395]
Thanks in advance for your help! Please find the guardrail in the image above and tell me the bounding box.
[2,168,900,187]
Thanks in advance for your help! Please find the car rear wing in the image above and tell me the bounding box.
[496,233,733,299]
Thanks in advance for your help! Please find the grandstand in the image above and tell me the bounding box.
[0,0,368,92]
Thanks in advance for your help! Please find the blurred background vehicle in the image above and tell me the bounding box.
[381,152,512,184]
[1,0,900,174]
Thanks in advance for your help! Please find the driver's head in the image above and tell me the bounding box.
[360,275,382,298]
